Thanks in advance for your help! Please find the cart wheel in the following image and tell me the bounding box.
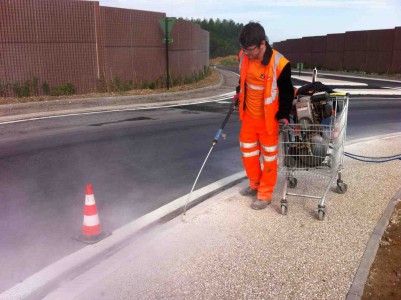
[336,182,348,194]
[288,177,297,188]
[280,199,288,216]
[281,204,288,215]
[318,209,325,221]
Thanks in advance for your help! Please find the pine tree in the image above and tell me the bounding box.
[191,18,244,58]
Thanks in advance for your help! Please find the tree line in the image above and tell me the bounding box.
[190,18,244,58]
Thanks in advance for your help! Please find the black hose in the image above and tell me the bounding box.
[344,152,401,163]
[344,152,401,159]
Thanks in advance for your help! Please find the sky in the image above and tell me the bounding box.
[99,0,401,43]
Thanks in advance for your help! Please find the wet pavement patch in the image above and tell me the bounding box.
[175,102,234,114]
[89,117,154,127]
[181,110,201,114]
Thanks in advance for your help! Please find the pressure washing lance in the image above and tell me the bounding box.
[182,96,238,216]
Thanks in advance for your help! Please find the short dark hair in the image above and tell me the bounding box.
[239,22,268,48]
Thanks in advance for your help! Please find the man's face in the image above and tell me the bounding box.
[242,41,265,60]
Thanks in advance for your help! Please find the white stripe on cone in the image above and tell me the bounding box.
[83,214,100,227]
[85,194,96,205]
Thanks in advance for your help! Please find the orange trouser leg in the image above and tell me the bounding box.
[240,112,279,200]
[258,132,278,200]
[239,114,261,190]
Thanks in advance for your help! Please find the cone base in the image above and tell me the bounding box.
[73,231,111,244]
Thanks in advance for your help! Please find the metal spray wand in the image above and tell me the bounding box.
[182,99,237,216]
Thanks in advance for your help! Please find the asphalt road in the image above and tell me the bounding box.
[0,101,242,292]
[0,95,400,291]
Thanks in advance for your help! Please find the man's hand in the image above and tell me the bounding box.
[278,118,289,131]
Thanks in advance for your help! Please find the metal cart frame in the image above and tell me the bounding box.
[278,93,349,220]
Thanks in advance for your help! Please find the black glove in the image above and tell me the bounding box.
[232,94,239,111]
[236,85,241,94]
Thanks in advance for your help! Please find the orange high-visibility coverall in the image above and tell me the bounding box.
[238,49,289,200]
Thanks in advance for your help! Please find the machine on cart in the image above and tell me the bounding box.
[278,91,349,220]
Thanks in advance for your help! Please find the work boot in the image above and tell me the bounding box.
[240,186,257,197]
[251,199,271,210]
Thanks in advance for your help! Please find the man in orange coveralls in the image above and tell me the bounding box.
[235,22,294,210]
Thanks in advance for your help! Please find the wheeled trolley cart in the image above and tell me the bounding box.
[278,93,349,220]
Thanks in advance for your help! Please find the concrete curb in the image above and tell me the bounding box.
[346,188,401,300]
[0,172,246,299]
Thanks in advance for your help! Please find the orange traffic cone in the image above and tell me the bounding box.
[75,184,109,244]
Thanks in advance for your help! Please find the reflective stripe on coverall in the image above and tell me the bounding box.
[238,49,289,200]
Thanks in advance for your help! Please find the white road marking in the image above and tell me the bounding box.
[0,92,235,125]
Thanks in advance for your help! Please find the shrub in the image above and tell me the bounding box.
[96,76,108,93]
[172,77,182,87]
[51,86,61,96]
[31,76,39,96]
[197,70,205,81]
[13,81,22,97]
[148,81,156,90]
[110,76,133,92]
[184,76,194,84]
[111,76,122,92]
[60,83,75,95]
[141,80,149,89]
[21,81,31,97]
[0,81,9,97]
[122,80,133,92]
[42,82,50,95]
